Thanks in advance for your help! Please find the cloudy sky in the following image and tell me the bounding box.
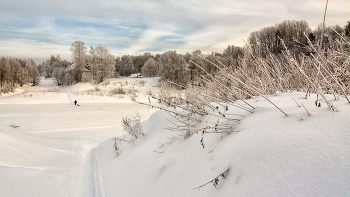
[0,0,349,63]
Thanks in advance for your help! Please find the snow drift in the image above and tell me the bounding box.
[95,92,350,197]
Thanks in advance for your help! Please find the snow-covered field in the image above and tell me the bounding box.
[1,78,349,197]
[0,78,159,197]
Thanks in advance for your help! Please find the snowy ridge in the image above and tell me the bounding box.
[95,92,350,197]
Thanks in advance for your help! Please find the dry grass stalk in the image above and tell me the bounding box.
[292,114,303,120]
[292,98,301,107]
[191,168,230,190]
[301,103,310,115]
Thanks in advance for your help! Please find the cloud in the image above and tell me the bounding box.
[0,0,349,61]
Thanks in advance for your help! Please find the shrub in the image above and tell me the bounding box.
[0,84,13,94]
[102,80,110,86]
[138,80,147,87]
[109,87,127,95]
[121,112,144,140]
[94,86,101,92]
[114,112,144,156]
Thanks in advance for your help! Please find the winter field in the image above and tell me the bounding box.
[1,77,350,197]
[0,77,159,197]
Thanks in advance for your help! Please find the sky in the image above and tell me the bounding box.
[0,0,349,64]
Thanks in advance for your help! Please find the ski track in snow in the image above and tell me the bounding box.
[93,146,105,197]
[65,139,101,197]
[65,92,73,104]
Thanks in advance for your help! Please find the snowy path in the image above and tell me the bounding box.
[65,92,73,104]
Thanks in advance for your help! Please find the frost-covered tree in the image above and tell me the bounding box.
[43,59,54,78]
[0,57,9,88]
[64,73,74,86]
[133,52,153,74]
[89,45,115,83]
[25,59,40,85]
[159,51,188,86]
[9,58,25,87]
[52,67,65,86]
[94,45,115,82]
[223,45,243,59]
[141,57,158,77]
[247,19,312,57]
[41,55,64,78]
[114,56,121,77]
[70,41,87,82]
[122,56,135,77]
[39,55,71,85]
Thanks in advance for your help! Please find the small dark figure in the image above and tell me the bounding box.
[74,100,77,105]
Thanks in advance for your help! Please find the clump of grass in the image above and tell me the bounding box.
[127,87,139,94]
[9,124,20,129]
[110,87,127,95]
[121,112,144,139]
[102,80,110,86]
[138,80,147,87]
[113,112,144,156]
[94,86,101,92]
[23,89,30,94]
[86,89,94,94]
[23,93,33,98]
[85,86,105,95]
[42,87,60,93]
[145,89,153,96]
[129,92,138,101]
[0,86,11,94]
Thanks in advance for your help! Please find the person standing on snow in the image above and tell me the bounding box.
[74,100,77,105]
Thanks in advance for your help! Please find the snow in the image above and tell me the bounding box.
[1,78,349,197]
[95,92,350,196]
[0,77,159,197]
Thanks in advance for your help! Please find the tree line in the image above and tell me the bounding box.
[1,19,349,93]
[0,57,41,93]
[247,19,348,58]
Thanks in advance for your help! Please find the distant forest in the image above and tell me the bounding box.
[1,19,350,93]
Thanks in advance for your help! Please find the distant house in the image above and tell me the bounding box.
[65,63,90,72]
[129,73,143,78]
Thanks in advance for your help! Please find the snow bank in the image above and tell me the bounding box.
[95,92,350,196]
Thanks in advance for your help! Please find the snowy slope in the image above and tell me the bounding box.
[95,92,350,197]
